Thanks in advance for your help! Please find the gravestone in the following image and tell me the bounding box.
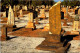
[73,15,79,31]
[28,12,33,22]
[17,5,20,10]
[7,6,15,27]
[25,12,36,29]
[35,17,39,24]
[1,25,7,41]
[49,1,61,35]
[39,9,46,19]
[35,8,38,11]
[36,1,70,53]
[42,5,45,9]
[66,6,68,15]
[78,8,80,15]
[19,9,23,17]
[3,11,6,17]
[46,5,49,9]
[13,5,16,11]
[22,6,25,10]
[25,6,27,11]
[71,15,79,34]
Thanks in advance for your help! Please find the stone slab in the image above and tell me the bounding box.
[49,1,61,35]
[1,25,7,41]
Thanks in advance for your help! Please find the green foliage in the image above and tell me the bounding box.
[61,0,80,6]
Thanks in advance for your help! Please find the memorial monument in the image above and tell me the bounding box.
[25,12,36,29]
[36,1,70,53]
[7,6,16,28]
[1,25,7,41]
[71,15,79,34]
[39,9,46,19]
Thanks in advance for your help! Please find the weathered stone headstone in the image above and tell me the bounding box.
[42,5,45,9]
[7,6,15,26]
[28,12,33,22]
[46,5,49,9]
[1,25,7,41]
[22,6,25,10]
[73,15,79,31]
[35,17,39,24]
[19,9,23,17]
[25,6,27,11]
[25,12,36,29]
[49,1,61,35]
[13,5,16,11]
[39,9,46,19]
[71,15,79,34]
[66,6,68,15]
[17,5,20,10]
[36,1,70,52]
[35,8,38,11]
[78,8,80,15]
[3,11,6,17]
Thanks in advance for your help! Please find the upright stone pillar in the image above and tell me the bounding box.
[78,8,80,15]
[25,6,27,11]
[1,25,7,41]
[42,5,45,9]
[71,15,79,34]
[35,17,39,24]
[25,12,36,29]
[49,1,61,35]
[3,11,6,17]
[73,15,79,31]
[7,6,16,28]
[46,5,49,9]
[35,8,38,12]
[19,9,23,17]
[66,6,68,15]
[36,1,70,52]
[39,9,46,19]
[13,5,16,11]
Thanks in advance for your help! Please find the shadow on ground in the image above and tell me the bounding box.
[7,36,18,40]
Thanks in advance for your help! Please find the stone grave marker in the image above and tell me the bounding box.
[46,5,49,9]
[25,6,27,11]
[71,15,79,34]
[42,5,45,9]
[39,9,46,19]
[49,1,61,35]
[36,1,70,52]
[28,12,33,22]
[3,11,6,17]
[22,6,25,10]
[13,5,16,11]
[7,6,15,26]
[73,15,79,31]
[35,8,38,11]
[78,8,80,15]
[1,25,7,41]
[66,6,68,15]
[19,9,23,17]
[25,12,36,29]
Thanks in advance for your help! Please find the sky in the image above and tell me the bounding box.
[54,0,63,2]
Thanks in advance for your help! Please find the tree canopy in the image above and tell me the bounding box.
[61,0,80,6]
